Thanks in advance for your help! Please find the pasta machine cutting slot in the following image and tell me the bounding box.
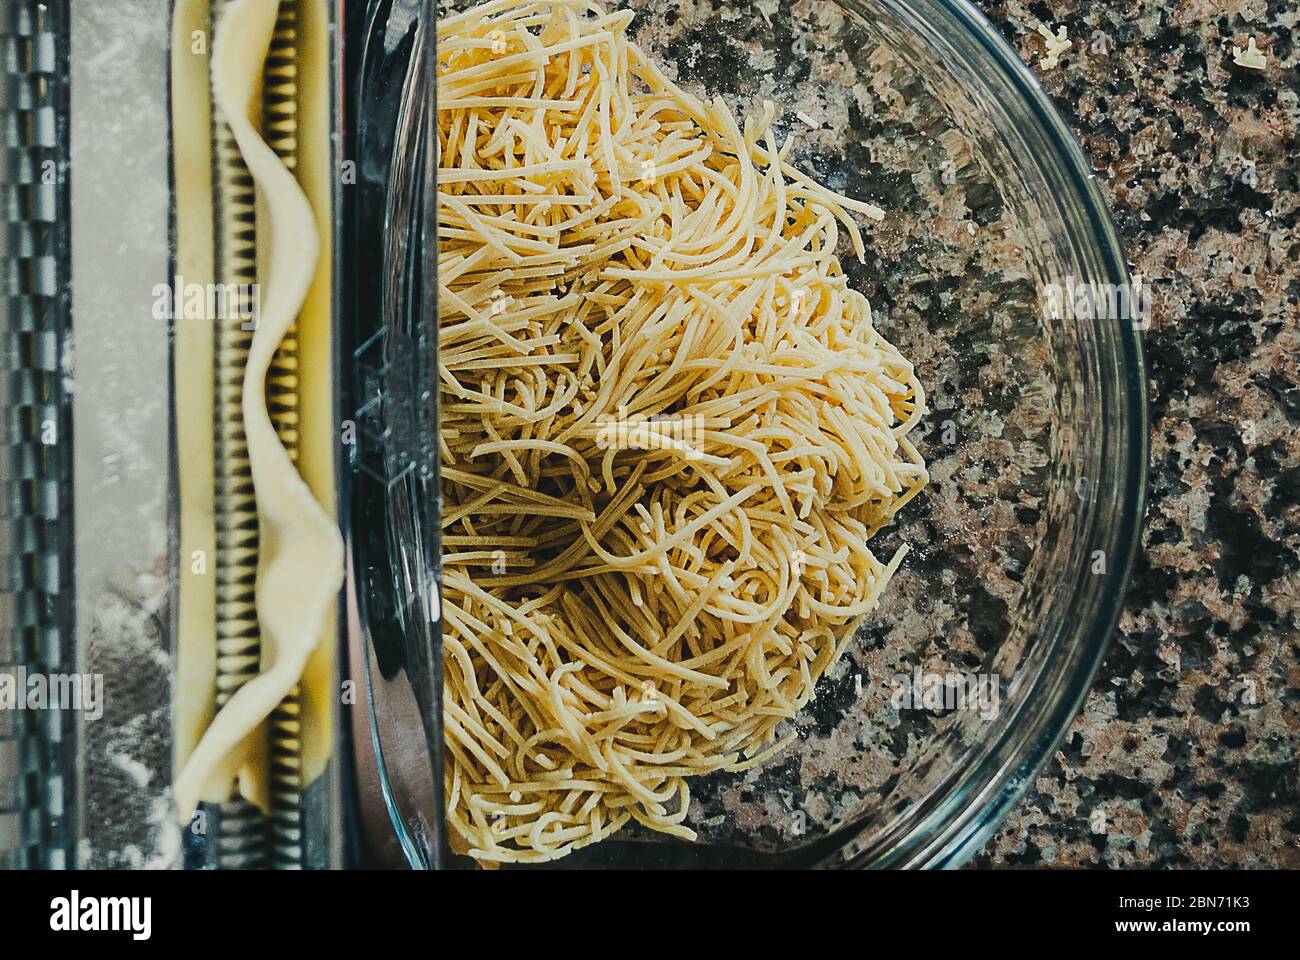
[0,0,443,870]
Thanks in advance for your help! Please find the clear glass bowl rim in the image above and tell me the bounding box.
[377,0,1151,869]
[828,0,1150,868]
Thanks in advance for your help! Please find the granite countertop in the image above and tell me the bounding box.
[970,0,1300,868]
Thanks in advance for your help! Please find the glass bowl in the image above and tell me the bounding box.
[352,0,1148,869]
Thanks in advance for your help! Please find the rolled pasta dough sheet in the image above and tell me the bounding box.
[172,0,343,820]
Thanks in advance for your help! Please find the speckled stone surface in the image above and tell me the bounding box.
[969,0,1300,869]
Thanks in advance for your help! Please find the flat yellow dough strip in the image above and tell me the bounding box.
[292,0,340,798]
[171,0,218,789]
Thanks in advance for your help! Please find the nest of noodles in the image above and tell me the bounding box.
[436,0,928,864]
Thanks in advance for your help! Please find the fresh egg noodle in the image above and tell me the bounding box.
[436,0,928,864]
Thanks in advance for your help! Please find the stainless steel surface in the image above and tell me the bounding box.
[70,0,177,870]
[314,0,350,872]
[0,0,72,871]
